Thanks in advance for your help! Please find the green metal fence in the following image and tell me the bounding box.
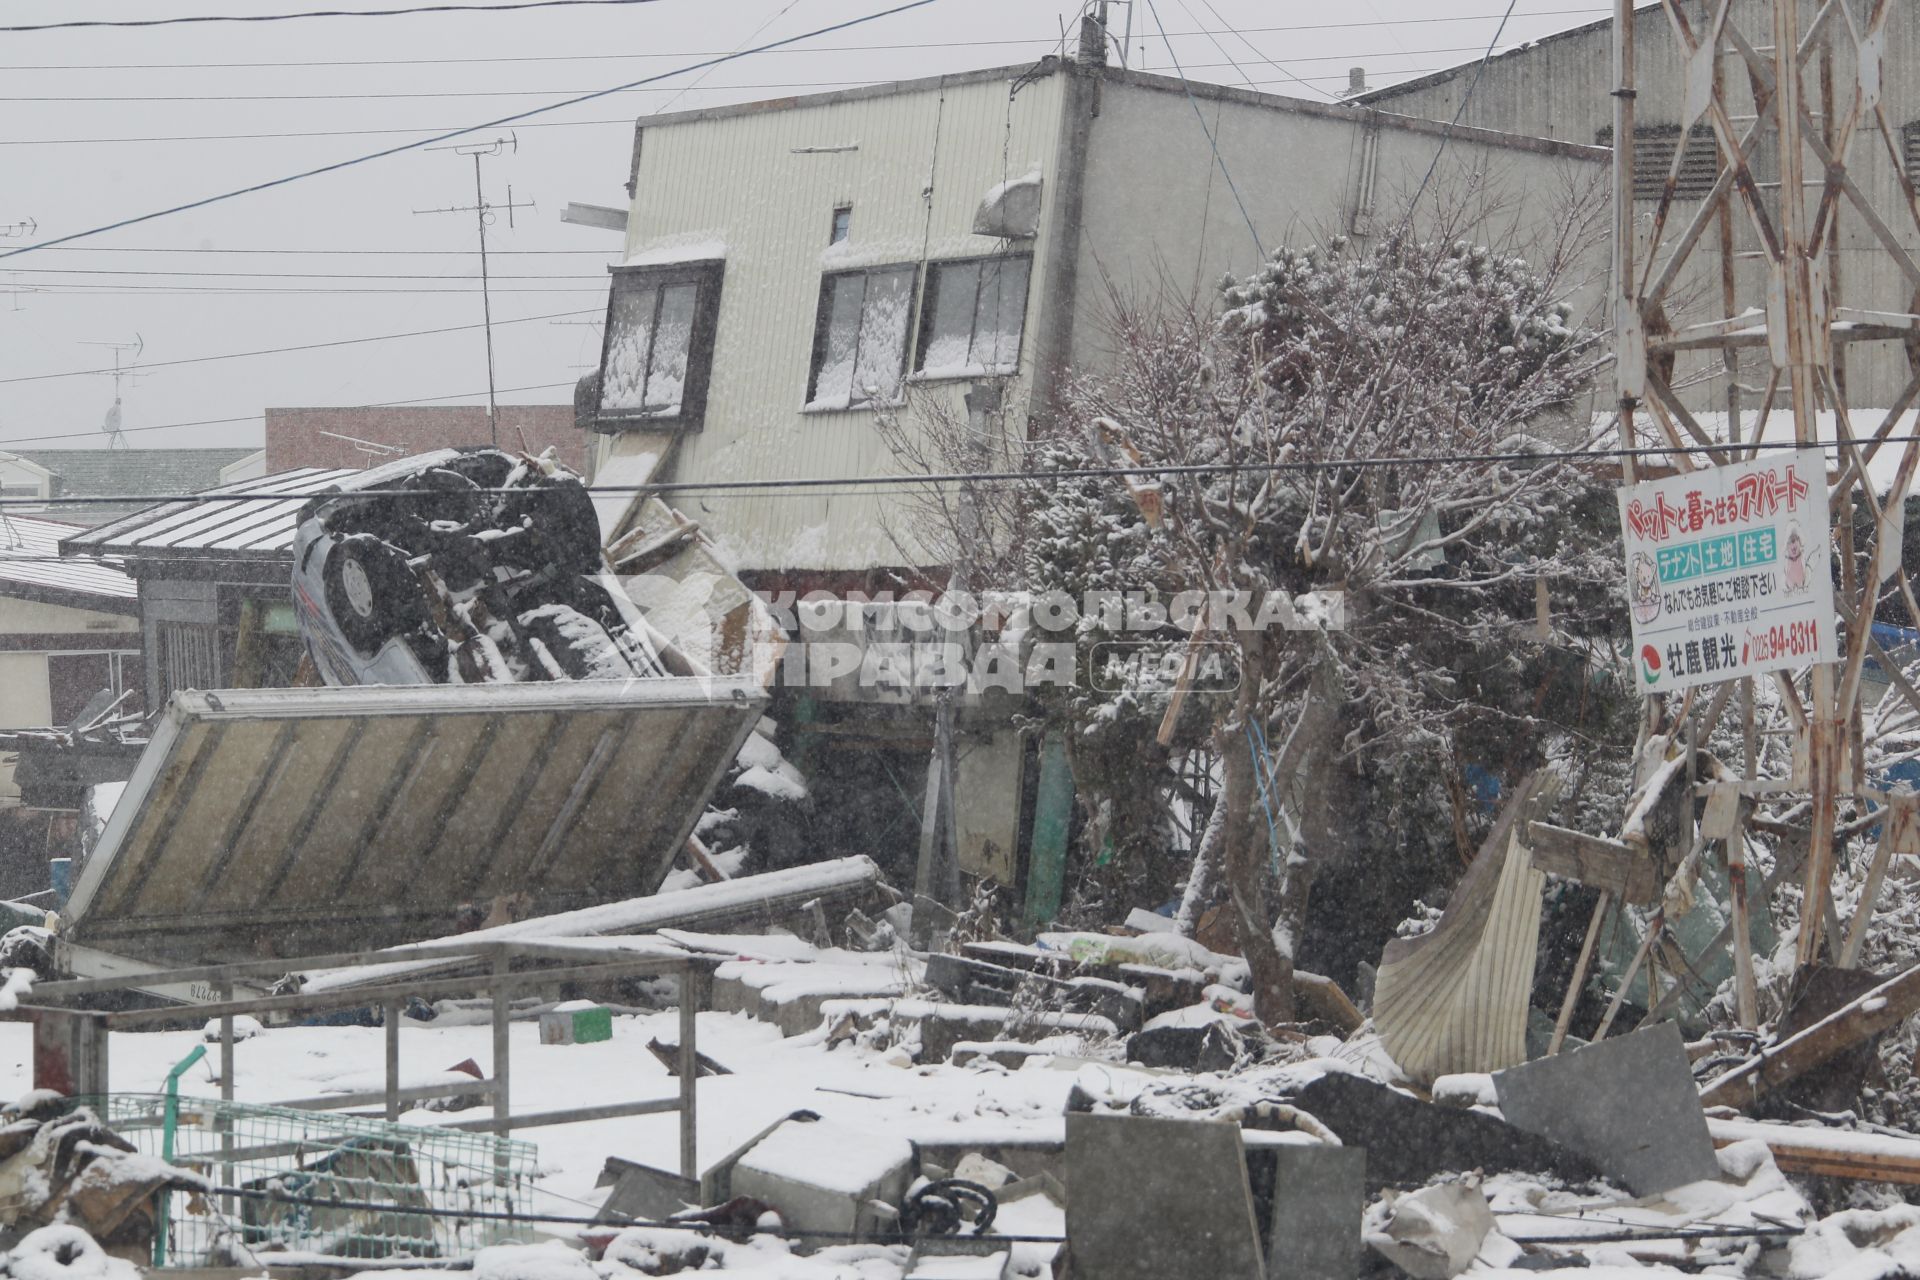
[74,1093,538,1267]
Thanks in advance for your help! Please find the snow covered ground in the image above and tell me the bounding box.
[6,982,1920,1276]
[0,1008,1079,1237]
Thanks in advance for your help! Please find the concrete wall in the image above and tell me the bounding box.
[1364,3,1920,410]
[1072,74,1611,378]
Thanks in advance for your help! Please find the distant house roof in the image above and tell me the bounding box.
[60,466,355,563]
[17,447,262,526]
[0,513,138,614]
[265,406,585,473]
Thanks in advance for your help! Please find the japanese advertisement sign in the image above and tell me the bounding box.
[1616,448,1836,693]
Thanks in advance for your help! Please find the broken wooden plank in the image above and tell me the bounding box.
[1708,1117,1920,1186]
[1698,962,1920,1109]
[1527,823,1660,905]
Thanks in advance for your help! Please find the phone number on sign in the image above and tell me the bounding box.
[1744,619,1820,665]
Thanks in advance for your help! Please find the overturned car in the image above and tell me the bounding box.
[291,448,682,686]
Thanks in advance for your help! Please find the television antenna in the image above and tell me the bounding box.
[416,133,534,447]
[77,335,144,449]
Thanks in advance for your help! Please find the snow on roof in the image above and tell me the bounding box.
[60,465,357,561]
[622,236,727,268]
[0,512,137,607]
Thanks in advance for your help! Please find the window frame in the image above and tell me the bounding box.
[805,262,920,412]
[594,259,726,431]
[913,252,1035,382]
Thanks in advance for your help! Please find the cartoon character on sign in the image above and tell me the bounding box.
[1783,527,1809,594]
[1630,552,1661,624]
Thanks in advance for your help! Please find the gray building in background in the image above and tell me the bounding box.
[1362,2,1920,412]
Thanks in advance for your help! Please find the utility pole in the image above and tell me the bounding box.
[417,134,533,447]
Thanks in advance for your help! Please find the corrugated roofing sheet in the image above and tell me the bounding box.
[61,466,357,560]
[65,677,768,963]
[0,513,137,605]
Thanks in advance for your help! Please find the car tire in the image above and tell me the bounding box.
[325,534,424,656]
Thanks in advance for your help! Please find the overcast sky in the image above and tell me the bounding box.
[0,0,1607,455]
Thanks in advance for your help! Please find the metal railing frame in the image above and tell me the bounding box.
[14,939,703,1180]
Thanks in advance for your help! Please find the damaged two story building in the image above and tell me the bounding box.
[575,25,1611,902]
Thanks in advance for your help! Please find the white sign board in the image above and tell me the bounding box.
[1616,448,1836,694]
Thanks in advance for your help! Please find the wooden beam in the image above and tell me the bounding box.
[1709,1118,1920,1185]
[1528,823,1661,904]
[1699,962,1920,1108]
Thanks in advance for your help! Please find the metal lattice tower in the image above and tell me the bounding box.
[1608,0,1920,1016]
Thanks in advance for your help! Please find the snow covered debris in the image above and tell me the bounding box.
[199,1014,262,1043]
[2,1226,140,1280]
[0,968,31,1013]
[1363,1178,1497,1279]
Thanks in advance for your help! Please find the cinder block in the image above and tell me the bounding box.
[539,1001,612,1045]
[729,1118,914,1243]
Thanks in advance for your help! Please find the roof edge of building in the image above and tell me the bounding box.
[1357,2,1662,106]
[620,58,1605,165]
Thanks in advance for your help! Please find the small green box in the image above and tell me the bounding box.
[540,1002,612,1045]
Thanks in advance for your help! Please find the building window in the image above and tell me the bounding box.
[1904,122,1920,184]
[596,261,724,428]
[1596,124,1719,200]
[829,206,852,245]
[917,255,1032,379]
[807,265,917,411]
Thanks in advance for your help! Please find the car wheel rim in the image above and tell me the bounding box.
[342,557,377,620]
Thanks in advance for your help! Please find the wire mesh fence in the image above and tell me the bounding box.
[73,1093,538,1267]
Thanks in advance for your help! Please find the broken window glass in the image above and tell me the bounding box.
[808,264,916,410]
[917,255,1031,378]
[599,269,716,421]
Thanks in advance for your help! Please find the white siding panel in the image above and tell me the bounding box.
[610,73,1064,572]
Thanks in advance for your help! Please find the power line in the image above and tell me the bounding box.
[0,53,1496,102]
[0,436,1893,506]
[1401,0,1522,224]
[1,0,668,34]
[0,309,594,385]
[0,68,1480,149]
[0,380,576,449]
[1145,0,1266,258]
[0,13,1607,70]
[0,0,943,261]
